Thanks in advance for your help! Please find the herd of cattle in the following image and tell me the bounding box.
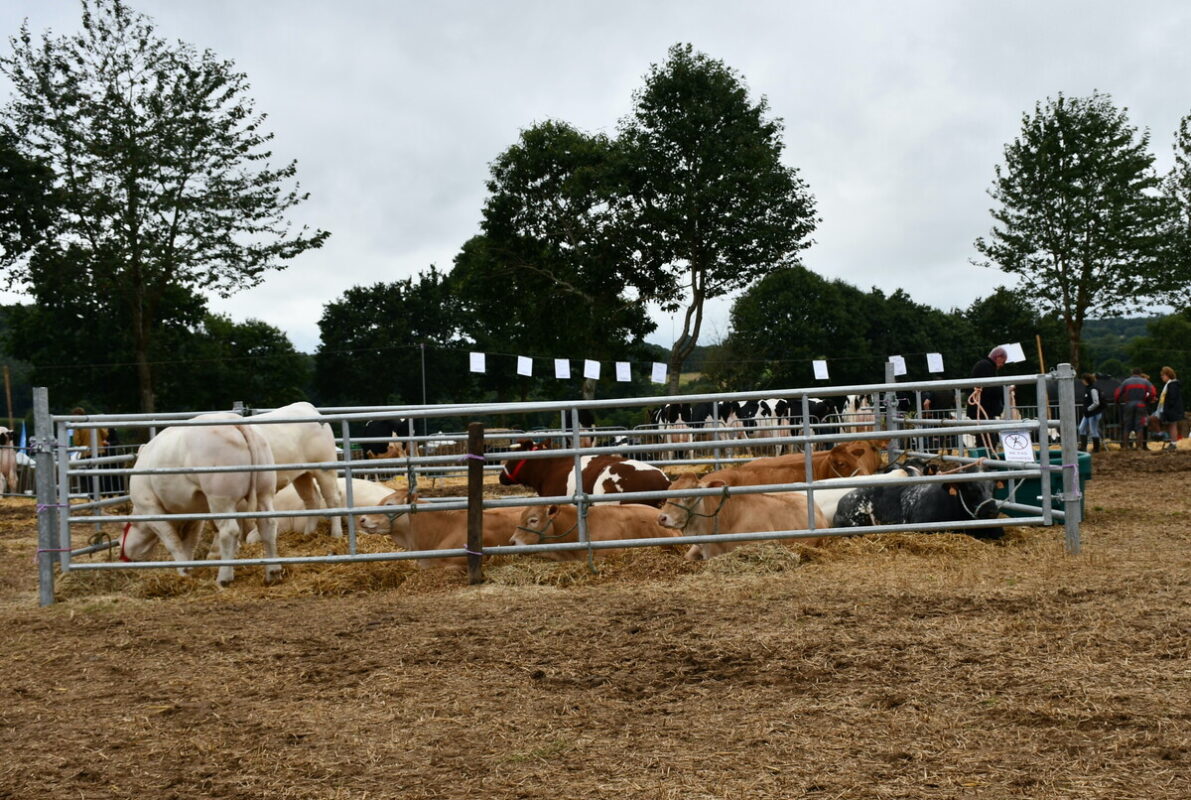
[109,401,1007,585]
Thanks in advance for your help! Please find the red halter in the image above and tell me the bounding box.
[118,522,133,562]
[502,444,544,483]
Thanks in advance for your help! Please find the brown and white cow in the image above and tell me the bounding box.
[251,402,344,537]
[357,491,525,570]
[512,503,683,562]
[702,440,886,488]
[119,413,279,587]
[498,440,671,506]
[657,473,829,560]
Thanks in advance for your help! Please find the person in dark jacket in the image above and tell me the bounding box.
[967,346,1008,420]
[1114,368,1157,450]
[1157,366,1184,451]
[1078,373,1104,452]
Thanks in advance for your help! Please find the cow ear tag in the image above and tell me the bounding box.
[948,486,958,496]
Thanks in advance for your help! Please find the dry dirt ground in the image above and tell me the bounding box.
[0,451,1188,800]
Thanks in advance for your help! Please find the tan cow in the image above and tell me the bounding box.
[657,473,829,560]
[357,492,524,570]
[705,440,886,487]
[512,503,683,562]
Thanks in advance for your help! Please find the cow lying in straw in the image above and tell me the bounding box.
[512,503,683,562]
[657,473,830,561]
[357,491,524,569]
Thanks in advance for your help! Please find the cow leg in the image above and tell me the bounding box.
[310,470,344,538]
[213,517,241,587]
[254,513,283,584]
[290,472,321,535]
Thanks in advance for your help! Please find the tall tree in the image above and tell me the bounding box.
[974,92,1175,370]
[460,121,656,400]
[314,268,467,408]
[1,0,328,412]
[618,43,818,393]
[0,130,56,266]
[1166,112,1191,294]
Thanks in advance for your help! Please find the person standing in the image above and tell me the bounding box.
[1078,373,1104,452]
[1156,366,1184,451]
[1114,368,1157,450]
[967,346,1008,420]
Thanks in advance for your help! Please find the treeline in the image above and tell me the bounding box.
[5,278,1186,427]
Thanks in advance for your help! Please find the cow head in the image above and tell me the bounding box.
[946,469,1004,527]
[512,504,560,546]
[357,490,414,537]
[499,440,546,486]
[118,521,156,562]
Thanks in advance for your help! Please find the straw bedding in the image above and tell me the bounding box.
[0,450,1187,799]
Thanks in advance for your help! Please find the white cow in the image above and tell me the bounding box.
[270,477,394,535]
[119,413,280,586]
[0,427,17,494]
[250,402,344,537]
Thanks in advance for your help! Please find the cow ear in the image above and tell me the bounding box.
[706,479,726,488]
[547,505,559,516]
[848,447,864,457]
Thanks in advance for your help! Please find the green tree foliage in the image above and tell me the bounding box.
[6,268,308,414]
[1,0,328,412]
[1126,310,1191,381]
[0,129,56,266]
[459,121,657,400]
[314,268,467,408]
[618,44,818,393]
[964,287,1066,372]
[974,92,1176,370]
[1166,112,1191,290]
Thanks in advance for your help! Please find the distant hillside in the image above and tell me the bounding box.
[1083,317,1157,370]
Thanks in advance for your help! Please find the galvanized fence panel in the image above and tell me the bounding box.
[33,365,1082,605]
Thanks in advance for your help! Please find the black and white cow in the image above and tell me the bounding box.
[833,466,1004,539]
[649,403,692,459]
[360,418,416,460]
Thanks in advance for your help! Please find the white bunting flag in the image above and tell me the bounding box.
[813,360,829,380]
[1001,342,1027,364]
[651,362,667,384]
[554,359,571,379]
[926,352,945,373]
[516,356,532,377]
[469,352,486,373]
[616,362,631,382]
[889,355,907,376]
[583,359,600,380]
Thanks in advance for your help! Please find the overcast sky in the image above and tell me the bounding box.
[4,1,1190,353]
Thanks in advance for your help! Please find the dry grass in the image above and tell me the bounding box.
[0,451,1188,799]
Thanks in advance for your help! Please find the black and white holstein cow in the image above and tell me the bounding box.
[832,464,1005,540]
[650,403,692,460]
[119,413,280,586]
[360,417,416,460]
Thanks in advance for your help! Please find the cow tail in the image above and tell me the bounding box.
[234,424,269,512]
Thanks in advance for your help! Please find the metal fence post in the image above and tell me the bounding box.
[34,388,57,606]
[466,421,485,585]
[1055,363,1082,554]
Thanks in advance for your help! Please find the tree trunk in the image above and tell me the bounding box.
[1066,318,1083,373]
[130,301,156,414]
